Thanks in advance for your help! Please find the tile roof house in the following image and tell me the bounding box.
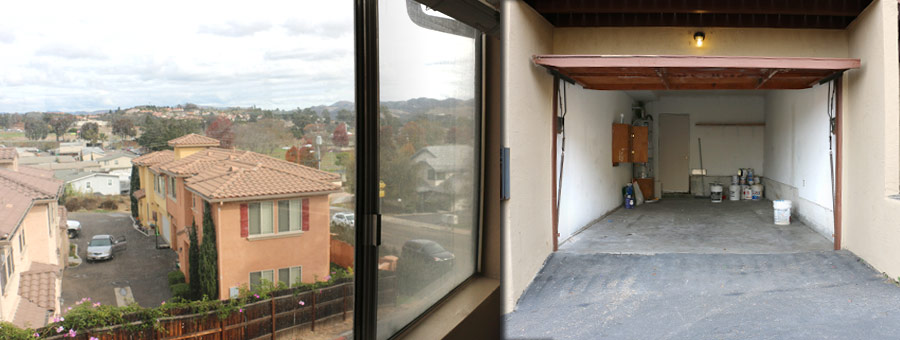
[134,135,340,299]
[0,149,66,328]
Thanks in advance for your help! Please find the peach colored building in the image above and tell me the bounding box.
[135,134,340,299]
[0,148,67,328]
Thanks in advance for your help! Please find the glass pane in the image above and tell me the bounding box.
[377,1,480,338]
[278,268,290,285]
[2,2,353,338]
[249,203,261,235]
[261,201,274,234]
[278,200,290,232]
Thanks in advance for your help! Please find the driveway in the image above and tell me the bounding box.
[62,212,178,310]
[505,199,900,339]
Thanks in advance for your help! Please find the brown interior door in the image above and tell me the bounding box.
[612,123,630,165]
[659,114,690,193]
[630,125,648,163]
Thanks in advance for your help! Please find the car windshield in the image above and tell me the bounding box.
[422,243,445,255]
[89,238,111,247]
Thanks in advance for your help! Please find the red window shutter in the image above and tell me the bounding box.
[301,199,310,231]
[240,204,249,237]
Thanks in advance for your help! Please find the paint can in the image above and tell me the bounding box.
[710,184,723,203]
[729,185,741,201]
[751,184,763,200]
[731,175,739,185]
[741,185,753,200]
[773,200,792,225]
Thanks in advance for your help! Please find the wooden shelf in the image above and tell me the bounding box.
[695,122,766,126]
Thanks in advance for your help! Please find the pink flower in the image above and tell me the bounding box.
[90,337,100,340]
[66,329,76,337]
[161,301,166,305]
[56,326,65,333]
[33,333,39,338]
[331,271,336,274]
[253,294,260,299]
[93,302,101,307]
[299,300,305,306]
[239,308,243,313]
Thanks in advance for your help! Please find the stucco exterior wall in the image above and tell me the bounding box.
[69,175,119,196]
[556,86,634,243]
[214,195,331,299]
[502,0,554,313]
[26,203,60,266]
[1,218,35,323]
[553,27,848,57]
[843,0,900,278]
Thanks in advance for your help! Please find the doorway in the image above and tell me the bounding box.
[658,113,690,193]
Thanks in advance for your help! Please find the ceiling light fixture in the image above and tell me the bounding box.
[694,32,706,47]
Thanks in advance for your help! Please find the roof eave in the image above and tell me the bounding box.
[187,187,342,204]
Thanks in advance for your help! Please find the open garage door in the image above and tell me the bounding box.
[535,54,859,251]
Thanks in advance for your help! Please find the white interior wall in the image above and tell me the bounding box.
[764,86,836,240]
[556,86,634,243]
[646,94,766,194]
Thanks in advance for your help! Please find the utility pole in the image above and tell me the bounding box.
[315,135,323,169]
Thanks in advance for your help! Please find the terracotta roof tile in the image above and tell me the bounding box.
[186,162,340,200]
[12,297,49,328]
[132,150,174,166]
[19,262,61,309]
[167,133,221,147]
[0,167,64,235]
[132,189,145,200]
[0,147,16,161]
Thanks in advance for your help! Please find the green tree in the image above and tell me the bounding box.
[135,116,202,151]
[24,118,49,140]
[198,201,218,299]
[79,122,101,144]
[112,117,136,139]
[44,114,75,142]
[188,223,202,300]
[336,109,354,126]
[129,165,140,218]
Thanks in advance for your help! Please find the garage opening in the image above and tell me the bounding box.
[536,54,860,254]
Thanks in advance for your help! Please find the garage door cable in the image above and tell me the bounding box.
[827,80,837,206]
[556,78,568,214]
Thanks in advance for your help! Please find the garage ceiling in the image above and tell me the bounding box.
[532,55,860,90]
[524,0,873,29]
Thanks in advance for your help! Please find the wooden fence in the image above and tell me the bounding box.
[42,276,398,340]
[330,239,354,269]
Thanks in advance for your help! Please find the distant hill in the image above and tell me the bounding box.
[308,98,475,119]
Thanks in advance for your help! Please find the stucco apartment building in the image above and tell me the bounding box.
[132,134,340,299]
[0,148,67,328]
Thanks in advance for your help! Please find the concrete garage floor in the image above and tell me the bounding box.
[505,198,900,339]
[62,212,177,310]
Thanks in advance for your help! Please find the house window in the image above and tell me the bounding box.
[278,266,302,286]
[108,179,112,186]
[18,230,25,255]
[6,249,13,277]
[248,202,274,235]
[249,269,274,291]
[0,253,6,296]
[192,196,196,209]
[277,199,302,232]
[427,169,436,180]
[168,177,177,201]
[114,160,119,165]
[86,182,91,188]
[47,207,52,236]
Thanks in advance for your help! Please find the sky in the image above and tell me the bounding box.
[0,0,475,113]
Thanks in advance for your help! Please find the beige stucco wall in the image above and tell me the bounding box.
[843,0,900,279]
[553,26,848,57]
[26,203,60,266]
[214,195,330,299]
[502,0,554,313]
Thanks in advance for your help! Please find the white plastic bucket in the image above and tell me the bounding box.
[751,184,763,200]
[741,185,752,200]
[710,184,723,203]
[773,200,792,225]
[729,185,740,201]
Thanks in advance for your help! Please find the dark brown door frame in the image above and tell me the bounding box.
[551,76,559,251]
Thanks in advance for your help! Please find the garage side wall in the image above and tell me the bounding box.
[764,86,836,240]
[556,87,633,243]
[844,0,900,277]
[502,0,555,313]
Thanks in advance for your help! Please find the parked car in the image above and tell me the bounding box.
[397,239,455,294]
[86,235,127,262]
[66,220,81,239]
[332,212,355,227]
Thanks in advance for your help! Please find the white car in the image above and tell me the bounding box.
[332,212,355,227]
[66,220,82,238]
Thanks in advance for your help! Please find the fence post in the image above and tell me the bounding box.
[271,298,277,340]
[219,318,224,340]
[311,292,317,332]
[342,284,347,321]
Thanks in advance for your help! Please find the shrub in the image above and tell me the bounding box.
[168,270,186,285]
[81,197,99,210]
[170,283,190,300]
[100,199,118,210]
[0,321,36,340]
[65,198,83,212]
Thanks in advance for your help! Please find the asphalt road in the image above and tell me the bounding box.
[62,212,178,310]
